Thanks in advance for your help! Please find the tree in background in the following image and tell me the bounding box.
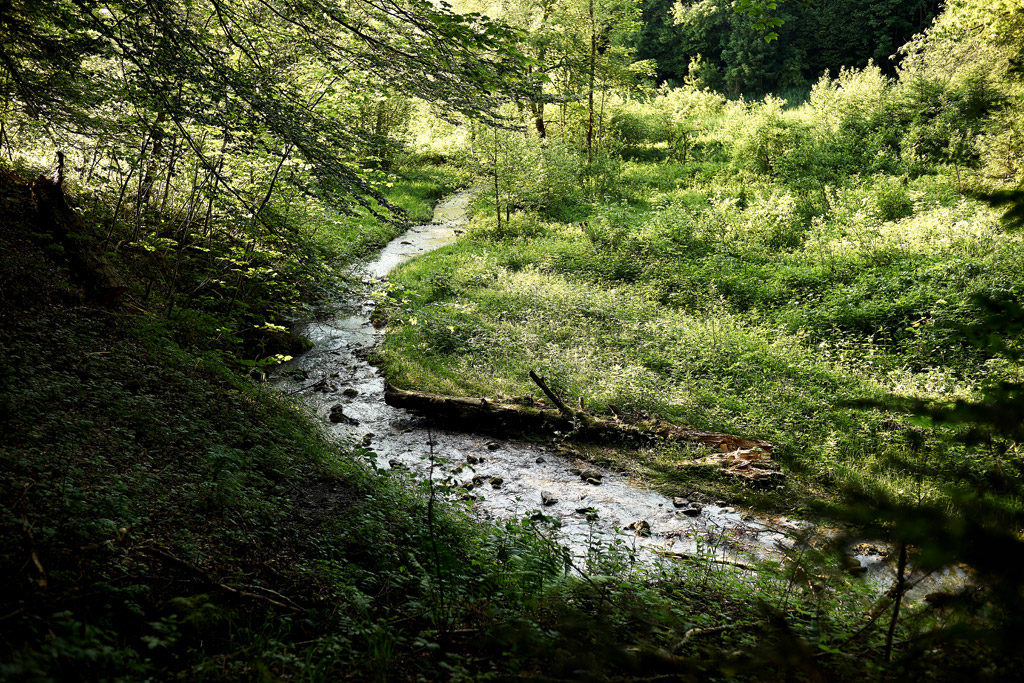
[0,0,532,217]
[634,0,940,94]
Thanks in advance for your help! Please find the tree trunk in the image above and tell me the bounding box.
[586,0,596,168]
[493,129,502,230]
[139,112,166,208]
[884,542,909,662]
[532,100,547,138]
[31,176,127,306]
[383,383,774,453]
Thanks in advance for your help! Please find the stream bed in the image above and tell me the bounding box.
[273,191,963,595]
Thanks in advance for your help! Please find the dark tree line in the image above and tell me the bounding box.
[636,0,941,94]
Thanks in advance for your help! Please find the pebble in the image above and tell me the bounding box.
[329,404,358,424]
[541,490,558,506]
[489,476,504,489]
[486,441,501,451]
[672,497,689,508]
[626,520,651,537]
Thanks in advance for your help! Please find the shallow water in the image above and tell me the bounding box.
[273,190,963,595]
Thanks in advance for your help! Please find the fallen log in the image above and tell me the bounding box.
[383,383,773,455]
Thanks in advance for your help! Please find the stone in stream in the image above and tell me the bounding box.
[316,381,338,394]
[535,456,545,464]
[329,404,359,425]
[541,490,558,506]
[672,497,689,508]
[485,441,501,451]
[576,507,599,521]
[467,455,483,465]
[489,477,504,489]
[681,505,702,517]
[580,468,602,483]
[342,387,359,398]
[626,520,651,537]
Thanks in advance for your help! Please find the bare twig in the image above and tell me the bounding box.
[20,515,47,589]
[884,542,908,661]
[216,582,301,612]
[139,545,302,612]
[655,550,755,571]
[529,370,575,419]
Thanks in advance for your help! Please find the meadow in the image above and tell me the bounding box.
[381,71,1024,511]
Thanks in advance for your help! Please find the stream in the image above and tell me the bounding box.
[273,190,964,595]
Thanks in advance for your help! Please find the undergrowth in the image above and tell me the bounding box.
[1,166,928,680]
[381,131,1024,515]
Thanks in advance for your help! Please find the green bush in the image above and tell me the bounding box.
[609,110,668,146]
[873,177,915,222]
[732,96,801,177]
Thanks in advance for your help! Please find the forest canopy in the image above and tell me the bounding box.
[0,0,533,217]
[638,0,942,93]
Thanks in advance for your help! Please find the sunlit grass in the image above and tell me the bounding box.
[380,153,1020,509]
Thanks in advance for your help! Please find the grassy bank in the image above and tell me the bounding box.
[1,163,924,680]
[379,154,1023,511]
[4,156,1021,677]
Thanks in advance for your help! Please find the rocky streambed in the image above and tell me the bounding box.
[273,190,964,596]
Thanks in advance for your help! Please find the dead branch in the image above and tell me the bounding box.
[139,545,303,612]
[384,383,772,454]
[528,370,575,420]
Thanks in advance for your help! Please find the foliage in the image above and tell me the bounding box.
[634,0,942,94]
[4,0,1024,677]
[1,165,896,680]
